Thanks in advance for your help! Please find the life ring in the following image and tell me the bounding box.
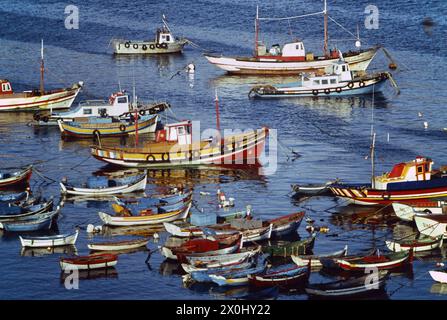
[359,81,366,87]
[124,42,130,48]
[149,44,155,50]
[133,43,139,49]
[119,124,126,132]
[193,150,200,158]
[161,43,168,49]
[312,89,319,96]
[33,113,41,121]
[336,87,342,93]
[146,154,156,162]
[348,82,354,88]
[161,153,170,161]
[42,116,49,123]
[142,44,147,51]
[139,110,146,116]
[324,88,331,95]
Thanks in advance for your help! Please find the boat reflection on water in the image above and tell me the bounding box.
[209,285,279,300]
[20,245,78,257]
[112,53,184,72]
[330,205,399,229]
[159,259,184,277]
[430,283,447,295]
[88,245,148,256]
[59,267,118,282]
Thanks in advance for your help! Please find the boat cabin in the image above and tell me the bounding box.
[0,80,13,95]
[295,60,352,89]
[374,156,434,189]
[156,26,175,44]
[257,41,306,61]
[156,120,192,145]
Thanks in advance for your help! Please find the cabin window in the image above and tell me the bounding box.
[417,166,423,173]
[99,108,107,115]
[2,83,11,91]
[177,126,185,135]
[117,97,127,103]
[330,79,337,84]
[342,66,346,72]
[322,79,328,85]
[166,35,170,42]
[83,108,92,115]
[313,80,320,85]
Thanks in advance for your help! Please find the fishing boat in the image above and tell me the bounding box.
[0,41,82,111]
[268,211,305,236]
[115,189,192,207]
[209,261,267,287]
[385,236,443,253]
[248,264,308,288]
[112,15,188,55]
[57,114,158,139]
[0,166,33,188]
[87,237,149,251]
[291,180,336,196]
[34,89,169,126]
[414,214,447,238]
[181,254,258,274]
[185,247,262,268]
[0,199,53,221]
[60,173,147,196]
[429,270,447,284]
[392,201,445,222]
[161,233,242,261]
[291,245,348,268]
[330,156,447,205]
[262,234,316,257]
[91,119,269,169]
[204,2,379,75]
[60,253,118,271]
[0,191,29,203]
[249,59,392,98]
[321,249,413,271]
[19,230,79,248]
[99,202,192,226]
[305,272,388,297]
[1,207,60,232]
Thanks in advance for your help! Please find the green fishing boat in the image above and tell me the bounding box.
[261,234,316,257]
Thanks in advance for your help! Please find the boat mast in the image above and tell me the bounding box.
[40,39,45,94]
[254,5,259,57]
[323,0,328,57]
[371,132,376,188]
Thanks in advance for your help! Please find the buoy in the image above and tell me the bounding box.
[355,40,361,48]
[424,121,429,129]
[153,232,159,240]
[388,62,397,70]
[418,112,423,117]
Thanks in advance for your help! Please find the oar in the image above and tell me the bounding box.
[145,246,162,263]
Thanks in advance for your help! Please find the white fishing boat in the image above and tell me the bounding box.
[34,89,169,126]
[249,58,393,98]
[87,237,149,251]
[414,214,447,238]
[112,15,188,55]
[185,247,261,268]
[60,173,147,196]
[205,2,379,75]
[19,230,79,248]
[392,202,445,222]
[385,236,443,253]
[429,270,447,284]
[0,40,82,112]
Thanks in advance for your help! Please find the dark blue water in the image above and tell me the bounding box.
[0,0,446,299]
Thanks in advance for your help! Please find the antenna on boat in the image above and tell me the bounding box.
[254,5,259,57]
[40,39,45,94]
[323,0,328,57]
[162,14,172,34]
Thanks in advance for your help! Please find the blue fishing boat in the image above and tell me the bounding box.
[0,206,60,231]
[0,191,29,203]
[249,58,395,98]
[0,199,53,221]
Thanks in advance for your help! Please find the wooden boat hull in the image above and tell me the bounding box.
[262,234,315,257]
[0,83,82,111]
[87,238,149,251]
[291,245,348,268]
[19,230,79,248]
[205,47,378,75]
[91,127,268,169]
[60,254,118,271]
[0,166,32,188]
[269,211,305,236]
[58,115,158,138]
[60,174,147,196]
[99,202,192,226]
[113,39,188,54]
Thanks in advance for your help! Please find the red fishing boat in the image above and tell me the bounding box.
[0,166,32,188]
[330,156,447,205]
[60,253,118,271]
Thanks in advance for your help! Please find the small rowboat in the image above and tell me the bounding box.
[99,202,192,226]
[115,190,192,208]
[0,207,60,232]
[181,255,257,274]
[19,230,79,248]
[386,236,443,253]
[262,234,316,257]
[322,249,412,271]
[248,264,308,288]
[429,270,447,283]
[0,166,32,188]
[209,261,267,287]
[291,245,349,268]
[0,191,29,203]
[268,211,305,236]
[185,247,261,268]
[0,199,53,221]
[414,214,447,238]
[161,233,242,261]
[60,173,147,196]
[291,181,336,196]
[87,237,149,251]
[60,253,118,271]
[305,272,389,297]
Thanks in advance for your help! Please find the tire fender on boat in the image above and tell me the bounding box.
[125,42,130,48]
[142,44,147,51]
[133,43,138,49]
[162,153,170,162]
[139,109,146,116]
[146,154,156,162]
[161,43,168,49]
[149,44,155,50]
[359,81,366,87]
[312,89,319,96]
[336,87,342,93]
[119,124,126,132]
[348,82,354,89]
[324,88,331,95]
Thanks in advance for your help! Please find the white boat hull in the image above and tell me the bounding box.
[385,238,443,252]
[19,231,79,248]
[60,260,117,271]
[113,40,187,54]
[87,240,149,251]
[414,215,447,238]
[60,175,147,196]
[429,270,447,284]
